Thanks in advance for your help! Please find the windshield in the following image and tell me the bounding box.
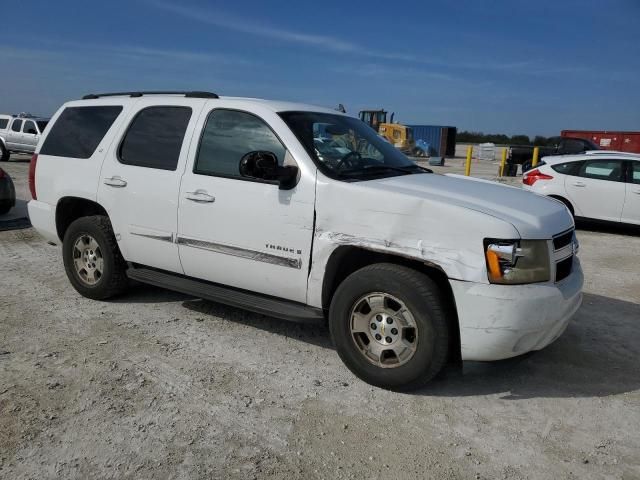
[279,111,428,180]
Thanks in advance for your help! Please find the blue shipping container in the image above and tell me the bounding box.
[408,125,457,157]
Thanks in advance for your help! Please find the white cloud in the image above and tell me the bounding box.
[144,0,583,75]
[146,0,361,53]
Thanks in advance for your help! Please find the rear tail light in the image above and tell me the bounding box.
[28,153,38,200]
[523,168,553,186]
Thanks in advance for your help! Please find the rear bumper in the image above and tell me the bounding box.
[451,258,583,361]
[27,200,58,243]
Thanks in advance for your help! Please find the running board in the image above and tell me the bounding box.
[127,267,325,324]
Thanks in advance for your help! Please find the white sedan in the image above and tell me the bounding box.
[522,151,640,225]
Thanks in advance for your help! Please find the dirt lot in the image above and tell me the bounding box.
[1,156,639,479]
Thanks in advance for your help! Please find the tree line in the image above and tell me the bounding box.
[457,131,557,146]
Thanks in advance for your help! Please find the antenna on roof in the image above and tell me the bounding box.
[335,103,346,113]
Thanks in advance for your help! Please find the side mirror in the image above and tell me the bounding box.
[239,151,299,190]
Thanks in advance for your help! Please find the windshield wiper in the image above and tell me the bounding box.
[402,164,433,173]
[338,164,432,177]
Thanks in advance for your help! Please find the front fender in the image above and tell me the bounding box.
[305,229,485,308]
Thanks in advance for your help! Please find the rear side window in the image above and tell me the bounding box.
[118,106,192,171]
[11,120,22,132]
[551,161,581,176]
[578,159,625,182]
[40,106,123,159]
[23,120,37,134]
[0,118,8,129]
[631,161,640,185]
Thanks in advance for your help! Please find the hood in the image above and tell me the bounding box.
[369,173,573,239]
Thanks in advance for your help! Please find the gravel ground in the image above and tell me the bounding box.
[1,157,639,479]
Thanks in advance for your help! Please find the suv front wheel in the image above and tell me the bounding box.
[62,215,128,300]
[329,263,450,391]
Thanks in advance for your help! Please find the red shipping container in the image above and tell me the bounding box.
[561,130,640,154]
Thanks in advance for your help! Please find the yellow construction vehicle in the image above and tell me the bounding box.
[358,109,417,155]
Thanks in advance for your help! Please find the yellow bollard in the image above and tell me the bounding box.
[531,146,540,167]
[465,145,472,176]
[500,148,507,177]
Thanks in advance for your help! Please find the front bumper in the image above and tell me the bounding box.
[451,258,583,361]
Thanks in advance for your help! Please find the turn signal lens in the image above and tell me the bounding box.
[486,249,502,281]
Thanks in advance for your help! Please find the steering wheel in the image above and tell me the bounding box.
[335,151,362,171]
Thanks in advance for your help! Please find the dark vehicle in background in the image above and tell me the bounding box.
[509,136,599,173]
[561,130,640,154]
[0,167,16,214]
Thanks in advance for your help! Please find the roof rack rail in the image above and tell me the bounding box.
[82,91,219,100]
[584,150,640,156]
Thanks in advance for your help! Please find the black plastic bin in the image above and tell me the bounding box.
[503,163,518,177]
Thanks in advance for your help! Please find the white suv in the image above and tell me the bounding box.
[28,91,583,390]
[523,151,640,225]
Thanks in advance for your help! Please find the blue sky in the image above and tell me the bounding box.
[1,0,638,136]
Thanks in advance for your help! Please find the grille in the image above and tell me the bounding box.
[553,228,575,282]
[553,230,573,250]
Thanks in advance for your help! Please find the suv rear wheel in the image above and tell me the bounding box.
[329,263,450,391]
[62,215,128,300]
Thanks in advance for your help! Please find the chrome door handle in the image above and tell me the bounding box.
[185,190,215,203]
[572,181,586,187]
[103,176,127,187]
[633,190,640,195]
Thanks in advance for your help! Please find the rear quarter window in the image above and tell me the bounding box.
[551,161,582,176]
[40,106,123,159]
[0,118,8,129]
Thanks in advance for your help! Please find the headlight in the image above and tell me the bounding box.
[484,239,550,284]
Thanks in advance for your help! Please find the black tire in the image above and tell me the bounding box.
[329,263,450,391]
[0,143,8,162]
[0,203,10,214]
[62,215,128,300]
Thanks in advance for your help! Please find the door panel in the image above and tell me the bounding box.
[21,120,39,152]
[97,99,205,273]
[177,106,315,303]
[564,159,626,221]
[6,119,23,150]
[622,161,640,224]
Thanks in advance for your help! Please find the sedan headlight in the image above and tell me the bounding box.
[484,239,550,284]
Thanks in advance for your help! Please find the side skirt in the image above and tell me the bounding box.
[127,266,325,324]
